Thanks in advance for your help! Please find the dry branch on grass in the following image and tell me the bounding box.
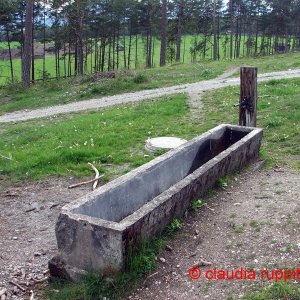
[0,153,12,161]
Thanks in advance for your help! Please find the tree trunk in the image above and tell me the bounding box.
[68,41,71,77]
[148,31,152,68]
[31,23,35,82]
[75,0,84,76]
[43,0,46,80]
[182,35,186,62]
[135,34,138,68]
[22,0,34,88]
[123,35,127,69]
[101,35,106,72]
[112,32,115,70]
[229,0,234,60]
[176,0,184,62]
[5,27,14,82]
[117,32,119,69]
[213,0,217,60]
[160,0,167,66]
[108,36,111,71]
[63,42,67,78]
[128,31,132,69]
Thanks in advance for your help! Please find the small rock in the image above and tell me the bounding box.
[165,245,173,252]
[233,202,241,206]
[159,257,166,263]
[194,229,199,235]
[25,202,40,213]
[194,259,212,267]
[49,203,59,209]
[12,237,18,240]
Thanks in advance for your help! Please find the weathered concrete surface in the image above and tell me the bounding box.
[50,124,263,279]
[145,137,188,152]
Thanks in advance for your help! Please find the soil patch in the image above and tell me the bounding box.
[128,164,300,300]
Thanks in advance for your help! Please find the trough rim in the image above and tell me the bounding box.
[60,124,263,232]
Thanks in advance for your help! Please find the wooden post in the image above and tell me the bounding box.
[239,67,257,127]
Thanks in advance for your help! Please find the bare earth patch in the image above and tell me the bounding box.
[0,177,94,299]
[128,164,300,300]
[0,163,299,299]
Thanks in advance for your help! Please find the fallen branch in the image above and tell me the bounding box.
[68,175,104,189]
[9,280,26,292]
[32,277,49,284]
[0,153,12,161]
[88,162,100,190]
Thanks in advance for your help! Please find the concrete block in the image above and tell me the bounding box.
[50,124,263,279]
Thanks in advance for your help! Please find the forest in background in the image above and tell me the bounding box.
[0,0,300,86]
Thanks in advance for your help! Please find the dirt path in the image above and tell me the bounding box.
[128,164,300,300]
[1,69,300,123]
[0,164,298,300]
[0,178,94,299]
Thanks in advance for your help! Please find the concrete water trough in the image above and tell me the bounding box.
[49,124,263,279]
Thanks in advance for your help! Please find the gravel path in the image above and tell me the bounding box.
[1,69,300,123]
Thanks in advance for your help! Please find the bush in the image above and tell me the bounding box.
[133,73,149,84]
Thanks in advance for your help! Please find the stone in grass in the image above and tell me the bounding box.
[145,137,187,152]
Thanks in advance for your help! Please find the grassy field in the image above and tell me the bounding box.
[0,71,299,298]
[0,41,20,50]
[0,34,298,85]
[0,94,202,182]
[0,51,300,116]
[202,78,300,169]
[0,77,299,182]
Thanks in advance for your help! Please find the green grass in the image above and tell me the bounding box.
[1,73,299,299]
[0,94,205,182]
[249,220,261,232]
[240,280,300,300]
[0,41,20,50]
[47,216,184,300]
[201,78,300,169]
[47,236,166,300]
[167,218,183,233]
[1,77,299,184]
[191,198,204,210]
[0,34,298,84]
[0,51,300,115]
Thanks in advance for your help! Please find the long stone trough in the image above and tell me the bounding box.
[49,124,263,279]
